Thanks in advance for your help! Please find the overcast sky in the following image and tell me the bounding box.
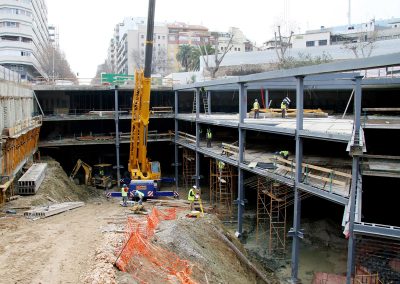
[46,0,400,79]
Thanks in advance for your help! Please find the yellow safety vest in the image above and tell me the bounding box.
[253,102,260,110]
[188,188,195,201]
[281,102,287,109]
[207,132,212,139]
[121,187,128,197]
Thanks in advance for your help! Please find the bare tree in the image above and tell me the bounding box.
[131,47,169,75]
[91,60,113,84]
[274,25,294,68]
[38,43,77,82]
[342,30,377,58]
[198,33,234,79]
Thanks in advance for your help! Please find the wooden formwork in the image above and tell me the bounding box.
[0,127,40,205]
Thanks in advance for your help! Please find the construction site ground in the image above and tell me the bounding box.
[0,158,277,284]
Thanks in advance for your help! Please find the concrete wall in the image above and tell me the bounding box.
[0,81,33,131]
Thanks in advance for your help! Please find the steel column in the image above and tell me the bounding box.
[237,83,247,236]
[346,76,363,283]
[195,88,200,188]
[265,89,270,109]
[291,76,304,283]
[113,86,121,188]
[174,90,179,190]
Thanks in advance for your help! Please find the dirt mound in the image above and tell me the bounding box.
[155,212,270,284]
[6,156,103,208]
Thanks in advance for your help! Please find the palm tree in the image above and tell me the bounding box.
[189,44,215,71]
[176,44,193,71]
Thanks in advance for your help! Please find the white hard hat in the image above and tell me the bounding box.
[192,185,197,189]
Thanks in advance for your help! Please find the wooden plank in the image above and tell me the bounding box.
[276,164,346,186]
[275,156,352,178]
[362,154,400,160]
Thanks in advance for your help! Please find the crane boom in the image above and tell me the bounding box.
[128,0,160,181]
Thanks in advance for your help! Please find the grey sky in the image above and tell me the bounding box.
[46,0,400,79]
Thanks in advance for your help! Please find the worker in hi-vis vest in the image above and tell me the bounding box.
[275,150,289,159]
[188,185,198,211]
[281,96,291,118]
[134,190,145,205]
[253,99,260,119]
[121,184,128,206]
[206,128,212,148]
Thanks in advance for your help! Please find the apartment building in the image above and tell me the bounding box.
[108,18,253,75]
[292,18,400,49]
[0,0,48,80]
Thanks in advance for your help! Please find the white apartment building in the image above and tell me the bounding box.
[112,17,168,75]
[292,18,400,49]
[0,0,49,80]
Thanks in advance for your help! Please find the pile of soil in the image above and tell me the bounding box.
[155,212,277,283]
[6,156,103,209]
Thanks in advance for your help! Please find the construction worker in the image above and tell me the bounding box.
[275,150,290,159]
[99,169,104,176]
[253,99,260,119]
[188,185,197,211]
[281,96,291,118]
[121,184,128,207]
[206,128,212,148]
[134,190,145,205]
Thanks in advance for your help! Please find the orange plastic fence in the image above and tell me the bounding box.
[116,207,197,284]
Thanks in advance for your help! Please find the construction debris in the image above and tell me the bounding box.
[23,201,84,219]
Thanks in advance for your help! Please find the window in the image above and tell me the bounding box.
[306,41,315,47]
[162,35,165,40]
[141,34,144,39]
[318,40,327,46]
[238,47,241,51]
[141,43,144,46]
[158,35,160,40]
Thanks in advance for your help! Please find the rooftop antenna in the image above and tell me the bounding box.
[348,0,351,26]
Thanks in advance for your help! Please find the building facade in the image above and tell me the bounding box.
[108,18,253,75]
[292,18,400,49]
[0,0,49,80]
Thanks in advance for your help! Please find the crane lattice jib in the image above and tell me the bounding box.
[128,71,152,179]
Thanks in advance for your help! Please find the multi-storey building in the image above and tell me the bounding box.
[112,17,168,75]
[0,0,48,80]
[108,18,253,75]
[292,18,400,49]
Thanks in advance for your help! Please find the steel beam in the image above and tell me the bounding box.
[297,183,348,205]
[207,90,211,115]
[354,222,400,240]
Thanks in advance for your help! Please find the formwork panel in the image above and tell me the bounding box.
[17,163,47,195]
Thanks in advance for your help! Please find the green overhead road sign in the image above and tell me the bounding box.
[101,73,134,84]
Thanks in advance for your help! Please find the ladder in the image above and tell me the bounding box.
[192,90,209,114]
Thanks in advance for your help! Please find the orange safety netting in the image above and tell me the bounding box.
[115,207,197,284]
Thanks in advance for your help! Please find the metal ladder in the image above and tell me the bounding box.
[192,90,209,114]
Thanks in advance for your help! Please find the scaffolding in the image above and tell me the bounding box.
[256,177,305,258]
[182,148,195,190]
[209,159,236,217]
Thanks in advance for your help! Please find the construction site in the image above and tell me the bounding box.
[1,1,400,283]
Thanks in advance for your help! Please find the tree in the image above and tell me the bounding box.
[91,60,113,85]
[176,44,193,72]
[189,45,215,71]
[38,43,77,82]
[342,30,377,58]
[198,33,234,79]
[273,25,294,68]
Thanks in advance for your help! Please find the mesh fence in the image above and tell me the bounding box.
[115,207,197,284]
[355,235,400,283]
